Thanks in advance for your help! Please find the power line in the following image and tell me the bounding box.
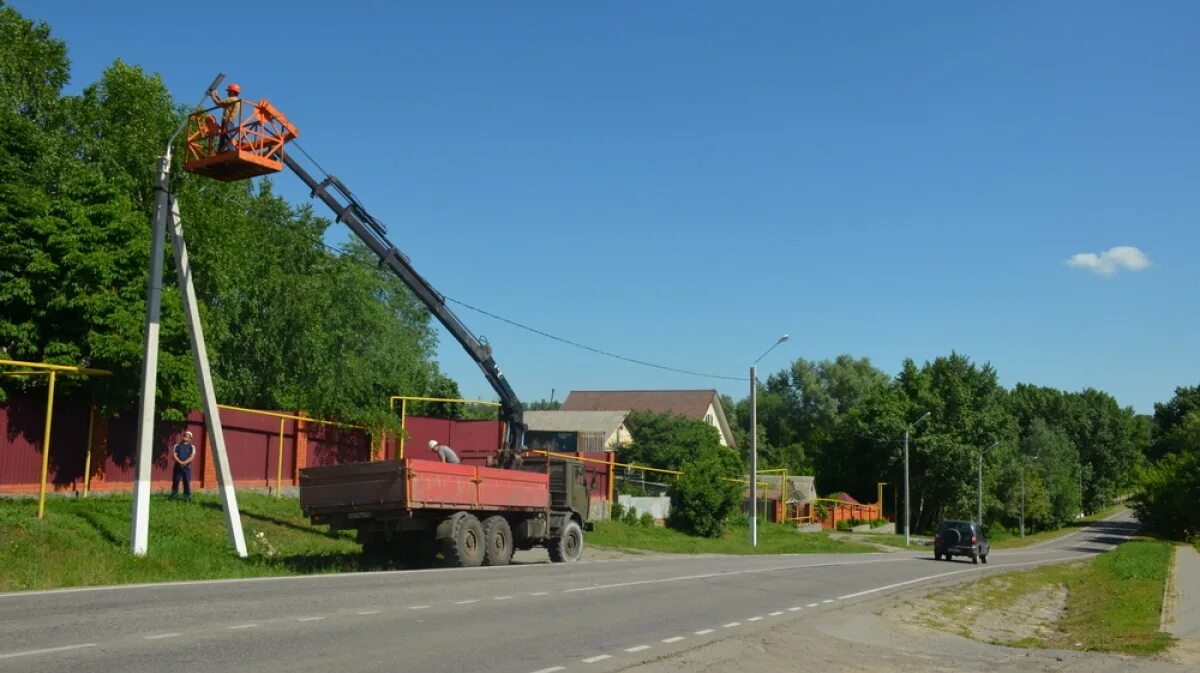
[183,177,748,383]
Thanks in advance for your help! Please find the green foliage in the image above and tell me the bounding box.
[638,511,654,528]
[609,501,625,521]
[624,410,742,474]
[1153,384,1200,442]
[621,506,640,526]
[1132,451,1200,540]
[525,398,561,411]
[589,519,876,555]
[0,4,451,426]
[668,447,741,537]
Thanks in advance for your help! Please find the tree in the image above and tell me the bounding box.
[525,399,561,411]
[1152,385,1200,459]
[1021,418,1080,529]
[668,446,742,537]
[624,410,737,473]
[1132,451,1200,541]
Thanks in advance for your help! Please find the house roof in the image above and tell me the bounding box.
[561,390,737,449]
[524,410,629,435]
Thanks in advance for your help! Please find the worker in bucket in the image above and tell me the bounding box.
[428,439,461,464]
[208,82,243,152]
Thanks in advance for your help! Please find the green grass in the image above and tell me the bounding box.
[908,540,1174,655]
[990,505,1121,549]
[588,520,876,555]
[0,492,369,592]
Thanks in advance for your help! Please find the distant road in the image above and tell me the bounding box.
[0,513,1138,673]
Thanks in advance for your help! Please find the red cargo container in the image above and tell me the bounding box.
[299,456,590,568]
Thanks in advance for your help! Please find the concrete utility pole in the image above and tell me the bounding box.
[749,334,789,548]
[903,411,931,546]
[131,74,246,558]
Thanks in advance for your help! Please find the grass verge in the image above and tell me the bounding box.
[897,539,1173,655]
[588,520,876,554]
[990,505,1122,549]
[0,492,367,592]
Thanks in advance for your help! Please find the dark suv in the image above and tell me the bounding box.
[934,519,989,564]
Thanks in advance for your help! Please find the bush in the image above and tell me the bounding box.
[836,520,852,531]
[639,512,654,528]
[667,448,741,538]
[1132,452,1200,540]
[622,506,640,526]
[610,501,625,521]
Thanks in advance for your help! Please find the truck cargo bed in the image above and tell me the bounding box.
[299,458,550,515]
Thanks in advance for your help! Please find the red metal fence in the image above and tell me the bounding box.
[1,395,612,500]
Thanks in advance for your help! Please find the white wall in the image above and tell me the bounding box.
[618,494,672,521]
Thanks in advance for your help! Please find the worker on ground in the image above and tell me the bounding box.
[428,439,460,464]
[170,431,196,501]
[208,83,243,152]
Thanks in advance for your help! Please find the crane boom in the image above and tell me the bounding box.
[281,153,526,459]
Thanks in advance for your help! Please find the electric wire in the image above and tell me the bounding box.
[183,177,749,383]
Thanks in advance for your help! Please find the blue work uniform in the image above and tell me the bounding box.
[171,440,195,499]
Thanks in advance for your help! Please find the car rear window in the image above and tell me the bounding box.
[939,521,974,535]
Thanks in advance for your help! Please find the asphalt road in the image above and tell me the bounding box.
[0,514,1138,673]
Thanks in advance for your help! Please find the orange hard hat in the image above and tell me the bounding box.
[226,83,241,95]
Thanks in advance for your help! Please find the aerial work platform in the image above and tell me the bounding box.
[184,98,298,181]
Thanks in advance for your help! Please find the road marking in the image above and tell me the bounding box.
[788,607,803,612]
[747,616,763,622]
[806,602,819,607]
[529,667,566,673]
[0,643,97,660]
[722,622,741,628]
[561,558,901,594]
[822,599,835,604]
[357,610,382,615]
[835,553,1088,600]
[530,591,549,596]
[582,654,611,663]
[409,605,431,610]
[625,644,652,652]
[662,636,685,643]
[694,629,715,635]
[144,632,181,640]
[228,624,259,630]
[769,611,784,616]
[494,595,513,600]
[454,599,480,605]
[296,616,325,622]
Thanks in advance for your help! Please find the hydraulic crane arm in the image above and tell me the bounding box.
[281,153,526,457]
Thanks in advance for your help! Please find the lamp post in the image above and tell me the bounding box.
[1020,454,1039,538]
[750,333,789,547]
[903,411,931,546]
[979,441,999,524]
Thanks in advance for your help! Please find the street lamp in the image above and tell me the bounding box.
[1020,453,1039,538]
[750,333,789,547]
[903,411,931,546]
[978,441,999,524]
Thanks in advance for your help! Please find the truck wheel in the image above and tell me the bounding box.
[482,516,513,566]
[548,520,584,563]
[438,512,485,568]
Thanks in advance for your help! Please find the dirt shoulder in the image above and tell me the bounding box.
[621,575,1191,673]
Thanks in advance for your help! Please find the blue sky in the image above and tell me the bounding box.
[17,1,1199,413]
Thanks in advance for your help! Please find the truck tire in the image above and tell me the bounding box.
[438,512,485,568]
[482,516,514,566]
[548,519,584,563]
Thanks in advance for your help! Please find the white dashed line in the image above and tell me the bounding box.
[228,624,259,630]
[769,611,784,616]
[529,667,565,673]
[494,596,513,600]
[625,645,651,653]
[806,602,819,607]
[296,617,325,622]
[788,607,803,612]
[747,616,763,622]
[357,610,381,615]
[722,622,741,628]
[530,591,549,596]
[582,654,612,663]
[822,599,835,604]
[0,643,97,660]
[662,636,685,643]
[454,599,479,605]
[409,605,431,610]
[144,633,181,640]
[694,629,715,635]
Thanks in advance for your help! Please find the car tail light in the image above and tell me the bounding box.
[971,535,977,544]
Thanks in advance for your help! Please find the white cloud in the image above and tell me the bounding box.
[1065,246,1152,277]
